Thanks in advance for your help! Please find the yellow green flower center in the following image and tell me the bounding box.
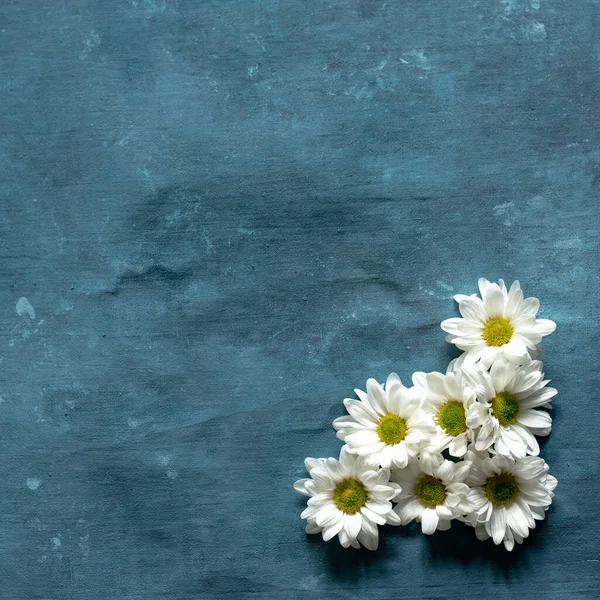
[333,478,367,514]
[485,472,519,505]
[377,413,407,445]
[491,391,520,426]
[415,475,446,507]
[438,400,467,437]
[482,317,514,347]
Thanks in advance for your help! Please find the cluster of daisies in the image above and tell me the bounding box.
[294,279,557,552]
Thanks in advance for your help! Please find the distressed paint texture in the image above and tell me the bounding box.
[1,0,599,598]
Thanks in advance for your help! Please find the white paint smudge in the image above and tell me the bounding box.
[418,281,454,300]
[138,167,157,193]
[493,202,518,226]
[79,533,90,558]
[167,469,178,479]
[246,33,266,53]
[377,59,388,71]
[300,574,326,590]
[52,537,61,549]
[80,31,100,60]
[554,237,585,250]
[493,201,515,212]
[16,297,35,320]
[408,49,431,71]
[141,0,167,16]
[203,229,216,255]
[127,417,140,428]
[165,208,182,226]
[502,0,541,16]
[522,21,547,41]
[237,227,256,236]
[344,84,376,101]
[157,452,171,466]
[419,283,436,296]
[26,477,41,491]
[502,0,517,16]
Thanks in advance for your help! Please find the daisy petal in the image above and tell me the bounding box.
[521,297,540,315]
[484,284,505,318]
[342,399,379,427]
[344,513,363,539]
[459,299,486,324]
[517,409,552,431]
[322,516,345,541]
[505,281,523,318]
[395,498,422,524]
[478,278,491,300]
[345,429,382,447]
[361,506,387,525]
[294,479,312,496]
[421,508,439,535]
[490,507,507,545]
[305,521,321,535]
[357,529,379,551]
[366,378,388,415]
[534,319,556,336]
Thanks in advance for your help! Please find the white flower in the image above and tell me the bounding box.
[392,452,472,534]
[293,447,401,550]
[465,451,557,551]
[463,358,555,458]
[332,374,434,469]
[413,369,478,457]
[441,278,556,369]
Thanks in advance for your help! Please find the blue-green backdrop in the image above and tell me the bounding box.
[1,0,598,598]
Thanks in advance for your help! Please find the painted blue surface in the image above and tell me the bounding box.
[1,1,599,598]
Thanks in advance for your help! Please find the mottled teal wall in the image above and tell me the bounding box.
[0,0,598,598]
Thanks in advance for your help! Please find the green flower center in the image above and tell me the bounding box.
[485,472,519,506]
[333,479,367,514]
[482,317,514,347]
[491,391,520,426]
[415,475,447,507]
[377,414,407,445]
[438,400,467,437]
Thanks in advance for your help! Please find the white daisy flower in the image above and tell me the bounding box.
[463,358,556,458]
[293,447,401,550]
[413,369,478,457]
[392,452,472,534]
[465,451,557,550]
[332,374,434,469]
[441,278,556,369]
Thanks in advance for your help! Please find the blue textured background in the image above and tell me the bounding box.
[1,1,599,598]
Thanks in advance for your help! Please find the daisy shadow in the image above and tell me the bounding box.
[537,433,552,452]
[443,341,463,367]
[318,530,400,580]
[384,520,422,539]
[424,520,549,575]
